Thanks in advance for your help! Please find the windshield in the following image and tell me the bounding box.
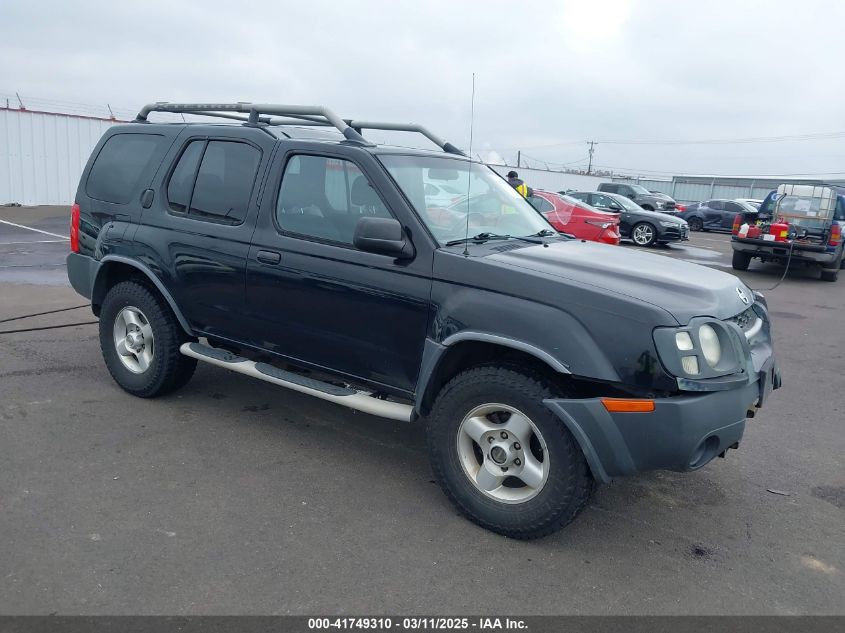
[378,155,553,245]
[630,184,651,195]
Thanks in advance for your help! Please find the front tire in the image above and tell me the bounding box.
[427,365,593,539]
[99,280,197,397]
[732,250,752,271]
[631,222,657,247]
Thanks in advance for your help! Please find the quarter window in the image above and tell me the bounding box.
[276,155,392,245]
[86,133,164,204]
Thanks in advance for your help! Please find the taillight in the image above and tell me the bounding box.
[675,204,686,212]
[70,203,80,253]
[732,214,742,235]
[829,223,842,247]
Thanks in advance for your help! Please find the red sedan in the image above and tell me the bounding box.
[529,191,621,245]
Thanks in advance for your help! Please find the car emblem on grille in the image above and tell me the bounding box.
[736,287,751,305]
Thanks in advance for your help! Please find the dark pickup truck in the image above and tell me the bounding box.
[731,185,845,282]
[66,102,781,539]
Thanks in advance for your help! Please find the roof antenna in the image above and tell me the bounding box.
[462,72,476,257]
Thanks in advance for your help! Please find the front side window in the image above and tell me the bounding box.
[276,154,392,245]
[629,184,651,196]
[378,155,552,245]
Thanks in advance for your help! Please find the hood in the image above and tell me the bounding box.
[486,240,752,323]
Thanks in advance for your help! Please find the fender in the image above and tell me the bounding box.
[92,255,194,336]
[415,331,572,416]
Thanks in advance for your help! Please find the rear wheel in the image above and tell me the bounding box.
[99,280,197,397]
[687,217,704,232]
[820,268,839,282]
[732,250,752,271]
[631,222,657,247]
[427,365,593,539]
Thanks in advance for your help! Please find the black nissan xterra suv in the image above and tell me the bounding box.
[66,102,781,539]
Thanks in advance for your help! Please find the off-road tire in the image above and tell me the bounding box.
[732,250,752,271]
[427,365,593,539]
[99,280,197,397]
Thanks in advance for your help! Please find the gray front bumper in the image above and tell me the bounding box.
[544,370,776,483]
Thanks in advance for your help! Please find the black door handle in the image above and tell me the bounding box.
[256,250,281,265]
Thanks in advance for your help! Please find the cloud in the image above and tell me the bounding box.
[3,0,844,175]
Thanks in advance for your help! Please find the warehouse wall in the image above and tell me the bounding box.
[488,165,605,192]
[1,108,115,206]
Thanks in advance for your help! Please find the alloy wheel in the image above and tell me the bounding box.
[456,403,549,504]
[112,306,155,374]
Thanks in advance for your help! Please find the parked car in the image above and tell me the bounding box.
[731,184,845,282]
[528,190,620,245]
[649,190,685,214]
[423,181,463,207]
[680,199,758,232]
[568,191,689,246]
[66,101,780,539]
[735,198,763,210]
[597,182,677,212]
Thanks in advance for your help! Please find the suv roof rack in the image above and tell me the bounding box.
[135,102,466,156]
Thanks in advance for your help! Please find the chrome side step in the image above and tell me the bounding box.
[180,342,413,422]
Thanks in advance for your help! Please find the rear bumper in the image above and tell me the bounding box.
[544,363,779,483]
[731,239,838,266]
[66,252,99,299]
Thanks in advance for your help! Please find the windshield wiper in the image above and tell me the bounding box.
[530,229,558,237]
[445,233,544,247]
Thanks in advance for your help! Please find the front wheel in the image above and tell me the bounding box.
[427,365,593,539]
[631,222,657,247]
[687,217,703,232]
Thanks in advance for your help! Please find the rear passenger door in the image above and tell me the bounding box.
[244,146,434,396]
[134,126,274,339]
[722,201,745,229]
[702,200,724,229]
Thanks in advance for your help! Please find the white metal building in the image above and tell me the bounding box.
[1,107,117,206]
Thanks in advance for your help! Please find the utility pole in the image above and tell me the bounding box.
[587,141,597,175]
[517,151,521,168]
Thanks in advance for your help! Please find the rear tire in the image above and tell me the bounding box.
[427,365,593,539]
[820,268,839,282]
[99,280,197,397]
[732,250,751,271]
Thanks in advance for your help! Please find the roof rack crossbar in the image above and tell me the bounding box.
[135,103,466,155]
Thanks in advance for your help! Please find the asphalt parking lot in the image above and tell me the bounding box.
[1,206,843,615]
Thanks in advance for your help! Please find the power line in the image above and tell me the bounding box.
[496,129,845,152]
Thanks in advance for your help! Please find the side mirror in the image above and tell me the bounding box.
[353,217,414,259]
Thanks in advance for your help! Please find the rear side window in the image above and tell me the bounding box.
[528,195,554,212]
[166,140,261,225]
[167,141,204,213]
[86,133,164,204]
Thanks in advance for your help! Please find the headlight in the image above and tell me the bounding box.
[654,319,743,380]
[659,221,679,228]
[698,324,721,367]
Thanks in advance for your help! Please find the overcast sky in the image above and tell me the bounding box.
[4,0,845,178]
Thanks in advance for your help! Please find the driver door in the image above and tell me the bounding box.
[244,147,434,395]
